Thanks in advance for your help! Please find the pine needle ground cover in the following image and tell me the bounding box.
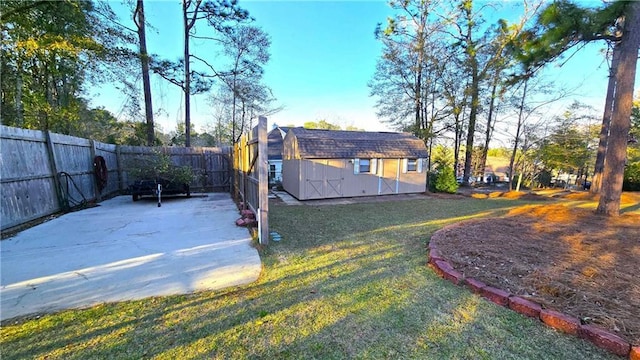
[0,197,619,359]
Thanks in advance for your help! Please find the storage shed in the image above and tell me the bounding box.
[267,126,290,185]
[282,128,429,200]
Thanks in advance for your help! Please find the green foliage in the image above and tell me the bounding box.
[431,145,455,169]
[344,125,364,131]
[536,169,553,188]
[433,165,458,194]
[303,120,342,130]
[0,0,136,134]
[428,145,458,193]
[517,0,626,70]
[125,151,195,185]
[487,147,511,158]
[631,98,640,141]
[624,162,640,191]
[536,106,596,174]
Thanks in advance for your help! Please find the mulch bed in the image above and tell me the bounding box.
[431,199,640,346]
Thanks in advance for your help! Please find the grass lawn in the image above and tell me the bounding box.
[0,196,619,359]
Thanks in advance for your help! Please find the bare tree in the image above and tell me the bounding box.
[133,0,155,145]
[371,0,445,142]
[150,0,250,147]
[443,0,542,185]
[218,25,271,143]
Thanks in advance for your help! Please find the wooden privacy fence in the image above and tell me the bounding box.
[232,116,269,245]
[118,145,232,193]
[1,125,231,231]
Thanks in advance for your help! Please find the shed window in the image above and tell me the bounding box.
[402,158,424,173]
[359,159,371,173]
[353,158,377,174]
[269,164,276,181]
[407,158,418,172]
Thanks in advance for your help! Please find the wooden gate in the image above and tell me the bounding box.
[378,159,399,195]
[232,117,269,245]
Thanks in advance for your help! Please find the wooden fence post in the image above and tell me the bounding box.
[44,130,65,211]
[257,116,269,245]
[89,139,102,202]
[116,145,124,192]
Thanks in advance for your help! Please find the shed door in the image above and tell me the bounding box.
[305,161,325,199]
[304,160,343,199]
[324,159,343,198]
[378,159,398,195]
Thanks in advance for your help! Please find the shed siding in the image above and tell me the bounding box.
[282,132,298,160]
[284,158,426,200]
[282,159,301,199]
[342,159,379,197]
[281,129,427,200]
[398,161,427,193]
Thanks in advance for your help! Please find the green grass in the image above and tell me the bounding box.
[0,197,619,359]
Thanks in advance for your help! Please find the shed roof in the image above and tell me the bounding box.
[268,127,290,160]
[288,128,428,159]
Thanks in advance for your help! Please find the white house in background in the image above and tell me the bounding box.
[282,128,429,200]
[267,126,290,185]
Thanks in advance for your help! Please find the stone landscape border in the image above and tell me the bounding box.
[428,228,640,360]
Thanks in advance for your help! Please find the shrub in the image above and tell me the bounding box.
[623,162,640,191]
[125,151,195,185]
[433,166,458,194]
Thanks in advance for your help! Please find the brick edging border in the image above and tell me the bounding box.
[427,239,639,359]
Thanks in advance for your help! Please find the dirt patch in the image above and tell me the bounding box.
[431,203,640,346]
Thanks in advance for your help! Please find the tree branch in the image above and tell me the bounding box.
[190,54,224,78]
[1,0,49,21]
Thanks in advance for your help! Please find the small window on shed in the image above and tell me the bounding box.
[402,158,423,173]
[353,158,377,174]
[359,159,371,173]
[407,158,418,172]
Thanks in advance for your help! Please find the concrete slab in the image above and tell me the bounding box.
[0,193,261,321]
[271,190,302,205]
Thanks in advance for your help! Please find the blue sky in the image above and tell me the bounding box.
[94,0,624,135]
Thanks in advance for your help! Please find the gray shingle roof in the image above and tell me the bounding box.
[289,128,428,159]
[268,127,289,160]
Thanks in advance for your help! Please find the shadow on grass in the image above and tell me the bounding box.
[0,198,618,359]
[621,202,640,214]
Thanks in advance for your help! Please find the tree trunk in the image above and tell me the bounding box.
[135,0,155,146]
[596,2,640,216]
[231,76,238,143]
[463,61,479,184]
[415,63,422,136]
[591,43,620,193]
[480,70,500,180]
[508,78,528,191]
[454,111,461,176]
[15,57,24,127]
[183,0,192,147]
[414,19,425,140]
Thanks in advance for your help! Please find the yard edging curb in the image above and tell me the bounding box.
[427,234,637,359]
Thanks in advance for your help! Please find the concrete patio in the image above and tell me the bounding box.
[0,193,261,321]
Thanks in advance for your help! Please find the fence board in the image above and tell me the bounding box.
[118,146,231,192]
[231,117,269,245]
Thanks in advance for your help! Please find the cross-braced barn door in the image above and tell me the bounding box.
[304,160,343,199]
[305,161,325,199]
[324,159,343,198]
[378,159,398,195]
